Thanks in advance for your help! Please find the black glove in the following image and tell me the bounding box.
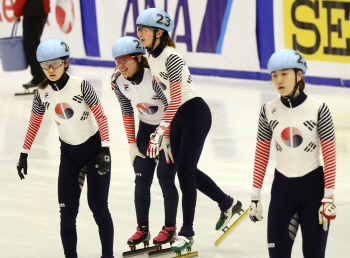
[95,147,111,175]
[17,153,28,180]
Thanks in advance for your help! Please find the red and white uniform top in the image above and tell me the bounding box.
[111,68,169,143]
[146,45,197,134]
[252,92,336,198]
[22,75,109,153]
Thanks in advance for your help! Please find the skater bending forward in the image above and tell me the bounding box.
[16,38,114,258]
[136,8,243,253]
[110,36,178,250]
[249,49,336,258]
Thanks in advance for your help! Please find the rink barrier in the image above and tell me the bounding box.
[69,58,350,87]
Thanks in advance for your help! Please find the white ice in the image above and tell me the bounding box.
[0,64,349,258]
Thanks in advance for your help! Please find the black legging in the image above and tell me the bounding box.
[58,132,114,258]
[170,97,229,236]
[268,167,329,258]
[23,15,47,84]
[134,121,178,227]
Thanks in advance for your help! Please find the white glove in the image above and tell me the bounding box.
[319,197,336,231]
[111,70,121,88]
[249,198,263,222]
[159,137,174,164]
[147,128,163,158]
[129,142,146,166]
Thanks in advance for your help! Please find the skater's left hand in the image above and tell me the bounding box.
[95,147,111,175]
[249,199,263,222]
[159,137,174,164]
[319,197,336,231]
[147,128,163,158]
[17,153,28,180]
[110,69,121,89]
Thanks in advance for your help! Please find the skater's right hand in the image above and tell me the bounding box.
[159,137,174,164]
[147,128,163,158]
[129,142,146,166]
[249,199,263,222]
[17,153,28,180]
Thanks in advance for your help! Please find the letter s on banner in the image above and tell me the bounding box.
[284,0,350,63]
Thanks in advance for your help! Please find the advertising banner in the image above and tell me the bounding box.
[0,0,85,58]
[274,0,350,80]
[94,0,260,72]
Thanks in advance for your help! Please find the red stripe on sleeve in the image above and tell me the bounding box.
[23,112,44,150]
[321,140,336,189]
[122,114,136,143]
[162,81,182,124]
[252,140,271,189]
[90,102,109,143]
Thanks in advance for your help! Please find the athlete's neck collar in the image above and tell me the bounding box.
[49,73,69,91]
[148,43,165,58]
[126,67,144,85]
[280,90,307,108]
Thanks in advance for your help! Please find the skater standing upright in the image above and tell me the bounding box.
[110,36,178,251]
[16,38,114,258]
[248,49,336,258]
[136,8,243,253]
[13,0,50,89]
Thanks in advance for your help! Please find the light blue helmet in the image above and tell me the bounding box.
[112,36,146,59]
[267,49,307,75]
[36,38,70,62]
[136,8,174,32]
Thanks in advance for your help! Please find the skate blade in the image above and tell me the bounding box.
[122,246,157,257]
[215,208,249,247]
[15,89,37,96]
[172,251,198,258]
[148,247,173,256]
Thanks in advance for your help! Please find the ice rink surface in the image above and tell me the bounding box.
[0,64,349,258]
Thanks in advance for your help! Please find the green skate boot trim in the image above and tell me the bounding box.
[171,236,193,252]
[215,213,226,230]
[215,200,243,231]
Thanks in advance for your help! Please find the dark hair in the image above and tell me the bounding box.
[39,57,69,89]
[139,56,150,69]
[158,31,176,48]
[295,69,305,91]
[299,78,305,91]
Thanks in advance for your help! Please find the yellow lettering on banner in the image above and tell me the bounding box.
[284,0,350,63]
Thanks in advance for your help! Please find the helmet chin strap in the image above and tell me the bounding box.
[283,69,300,100]
[146,28,159,52]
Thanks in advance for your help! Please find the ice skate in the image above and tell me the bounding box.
[153,226,177,247]
[148,226,177,256]
[215,208,249,247]
[171,236,198,257]
[215,199,243,231]
[127,226,150,249]
[123,226,156,257]
[15,81,39,96]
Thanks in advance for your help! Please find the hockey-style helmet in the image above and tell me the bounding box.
[267,49,307,75]
[36,38,70,62]
[136,8,174,32]
[112,36,146,59]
